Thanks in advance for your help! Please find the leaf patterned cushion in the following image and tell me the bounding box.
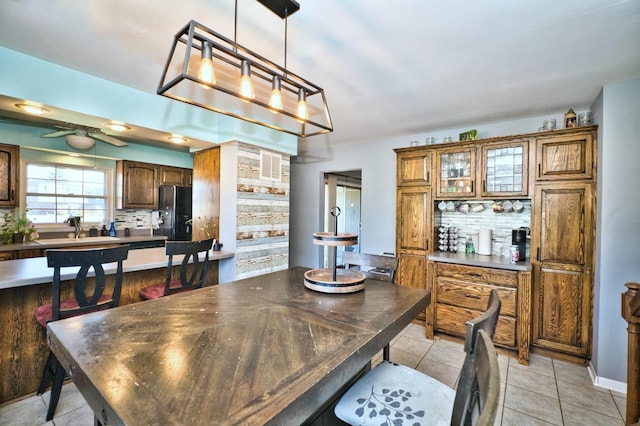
[335,361,455,426]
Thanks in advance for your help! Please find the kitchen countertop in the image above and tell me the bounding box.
[0,246,234,290]
[0,234,168,252]
[428,251,532,271]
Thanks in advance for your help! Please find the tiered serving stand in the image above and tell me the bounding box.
[303,207,366,293]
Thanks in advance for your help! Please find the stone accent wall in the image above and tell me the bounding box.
[234,143,290,279]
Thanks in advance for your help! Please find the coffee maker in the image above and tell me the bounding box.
[511,228,528,260]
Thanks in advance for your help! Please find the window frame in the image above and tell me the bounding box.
[22,160,114,230]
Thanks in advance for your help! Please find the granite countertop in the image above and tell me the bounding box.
[428,251,532,271]
[0,235,168,252]
[0,246,235,290]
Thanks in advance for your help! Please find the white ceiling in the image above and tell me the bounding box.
[0,0,638,154]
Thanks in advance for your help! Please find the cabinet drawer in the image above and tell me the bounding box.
[436,304,516,348]
[436,278,516,317]
[436,263,517,288]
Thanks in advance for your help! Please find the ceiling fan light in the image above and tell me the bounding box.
[66,134,95,150]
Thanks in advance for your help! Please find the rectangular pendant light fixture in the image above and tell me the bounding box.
[157,1,333,138]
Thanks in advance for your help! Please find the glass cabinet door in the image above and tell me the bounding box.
[437,147,475,197]
[481,141,528,197]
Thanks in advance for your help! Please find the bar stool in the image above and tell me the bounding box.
[34,245,130,421]
[139,238,214,300]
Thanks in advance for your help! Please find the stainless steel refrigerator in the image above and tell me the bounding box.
[158,185,192,241]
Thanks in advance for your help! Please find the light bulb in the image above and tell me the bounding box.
[198,41,215,88]
[269,76,283,112]
[239,60,255,100]
[296,89,309,121]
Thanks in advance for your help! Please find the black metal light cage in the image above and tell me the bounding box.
[157,20,333,138]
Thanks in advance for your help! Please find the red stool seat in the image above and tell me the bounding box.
[34,295,113,328]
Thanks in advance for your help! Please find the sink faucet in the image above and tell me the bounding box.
[72,216,81,238]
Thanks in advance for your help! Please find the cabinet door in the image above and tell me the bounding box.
[0,144,19,207]
[535,131,595,181]
[158,166,185,186]
[531,182,594,357]
[397,150,431,186]
[396,187,431,252]
[480,140,528,197]
[117,161,158,209]
[396,253,427,321]
[435,146,475,198]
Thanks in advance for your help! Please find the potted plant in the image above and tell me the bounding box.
[1,211,38,244]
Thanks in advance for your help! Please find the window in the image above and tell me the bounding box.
[26,163,108,225]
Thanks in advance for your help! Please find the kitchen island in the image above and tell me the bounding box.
[0,246,234,403]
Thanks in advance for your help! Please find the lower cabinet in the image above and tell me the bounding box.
[432,262,531,364]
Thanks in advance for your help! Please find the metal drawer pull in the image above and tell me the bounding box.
[465,293,482,299]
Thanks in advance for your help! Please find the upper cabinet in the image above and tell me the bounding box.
[0,144,19,207]
[117,161,193,210]
[535,128,595,181]
[397,150,431,186]
[116,161,158,209]
[159,165,192,187]
[435,145,476,198]
[480,139,529,198]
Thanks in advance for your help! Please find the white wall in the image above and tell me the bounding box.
[290,83,640,387]
[591,78,640,388]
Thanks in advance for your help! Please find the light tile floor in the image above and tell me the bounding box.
[0,323,628,425]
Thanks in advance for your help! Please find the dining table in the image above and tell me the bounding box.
[46,266,430,425]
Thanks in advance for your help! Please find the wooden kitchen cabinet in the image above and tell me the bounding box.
[192,147,220,241]
[531,182,595,359]
[159,165,192,187]
[480,139,529,198]
[395,186,431,322]
[397,149,431,186]
[534,128,595,181]
[0,143,19,207]
[116,160,158,209]
[435,145,476,198]
[433,262,531,363]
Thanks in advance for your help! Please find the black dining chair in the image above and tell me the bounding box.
[34,244,130,421]
[138,238,214,300]
[335,290,501,426]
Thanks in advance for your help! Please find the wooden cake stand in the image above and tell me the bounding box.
[304,207,366,293]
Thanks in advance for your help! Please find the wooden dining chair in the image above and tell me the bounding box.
[342,251,398,283]
[138,238,214,300]
[34,244,130,421]
[335,290,501,426]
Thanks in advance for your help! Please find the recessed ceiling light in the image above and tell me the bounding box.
[15,103,50,115]
[169,134,187,143]
[105,122,130,132]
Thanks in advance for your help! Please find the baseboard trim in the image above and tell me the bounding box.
[588,361,627,394]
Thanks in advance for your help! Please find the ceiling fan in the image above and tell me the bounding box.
[41,124,128,149]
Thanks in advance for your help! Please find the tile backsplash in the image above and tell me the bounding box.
[435,200,531,258]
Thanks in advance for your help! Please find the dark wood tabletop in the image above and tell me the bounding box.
[47,267,430,425]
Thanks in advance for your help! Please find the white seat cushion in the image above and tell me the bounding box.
[335,361,455,425]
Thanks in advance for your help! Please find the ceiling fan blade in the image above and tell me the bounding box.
[41,130,74,138]
[89,132,128,146]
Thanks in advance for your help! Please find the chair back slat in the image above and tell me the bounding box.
[342,251,398,282]
[451,289,501,426]
[467,329,501,426]
[164,238,214,296]
[46,245,130,321]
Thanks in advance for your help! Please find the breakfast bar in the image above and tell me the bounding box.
[0,246,234,403]
[46,267,430,424]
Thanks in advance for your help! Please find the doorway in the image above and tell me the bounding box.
[323,170,362,269]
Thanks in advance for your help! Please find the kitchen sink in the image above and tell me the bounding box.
[34,237,121,245]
